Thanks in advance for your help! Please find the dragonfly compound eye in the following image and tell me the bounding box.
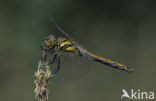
[44,35,56,49]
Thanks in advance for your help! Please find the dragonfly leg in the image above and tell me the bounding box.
[39,45,47,51]
[53,55,60,74]
[49,53,57,64]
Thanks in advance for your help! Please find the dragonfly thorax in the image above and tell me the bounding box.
[57,37,77,52]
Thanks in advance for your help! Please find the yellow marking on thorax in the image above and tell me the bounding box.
[60,41,72,47]
[59,40,77,52]
[66,46,75,51]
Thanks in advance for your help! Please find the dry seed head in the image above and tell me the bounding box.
[34,61,54,101]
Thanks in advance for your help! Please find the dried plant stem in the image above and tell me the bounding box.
[34,49,54,101]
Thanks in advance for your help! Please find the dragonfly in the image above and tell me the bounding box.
[42,18,134,75]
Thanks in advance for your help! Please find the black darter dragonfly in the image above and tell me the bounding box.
[42,18,134,75]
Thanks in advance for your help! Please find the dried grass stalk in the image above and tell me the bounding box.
[34,49,54,101]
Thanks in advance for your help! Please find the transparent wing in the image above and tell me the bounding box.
[53,52,92,83]
[50,17,74,39]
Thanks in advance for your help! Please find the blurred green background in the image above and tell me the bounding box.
[0,0,156,101]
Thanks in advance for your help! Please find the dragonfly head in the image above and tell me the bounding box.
[44,34,56,50]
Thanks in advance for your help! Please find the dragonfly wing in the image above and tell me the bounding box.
[50,17,74,40]
[54,52,91,83]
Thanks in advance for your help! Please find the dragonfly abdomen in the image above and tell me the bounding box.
[81,49,134,73]
[94,58,133,72]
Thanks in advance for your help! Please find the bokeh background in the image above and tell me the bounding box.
[0,0,156,101]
